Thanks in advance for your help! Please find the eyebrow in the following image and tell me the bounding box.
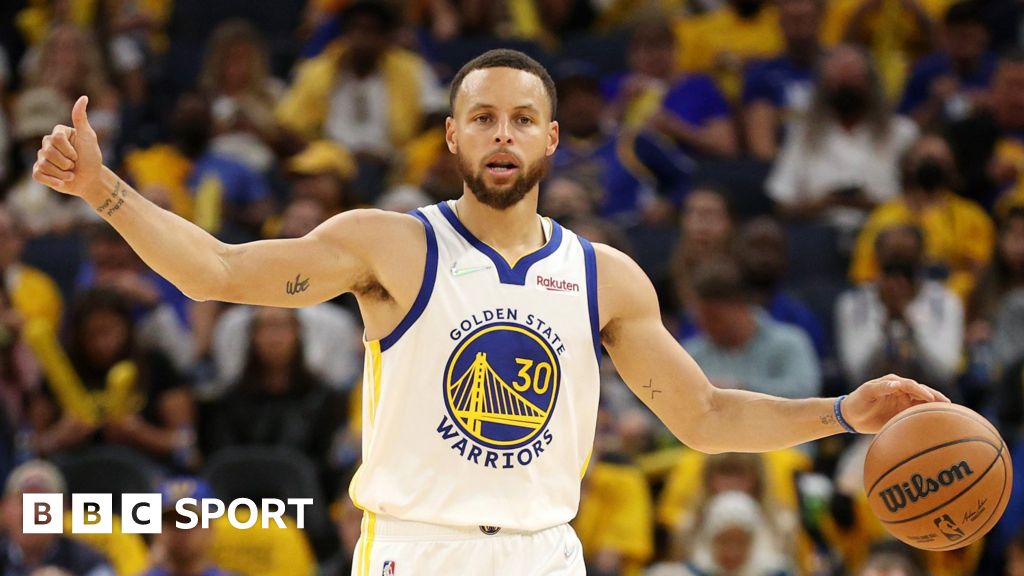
[467,103,541,113]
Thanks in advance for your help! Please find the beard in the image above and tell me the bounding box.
[456,150,549,210]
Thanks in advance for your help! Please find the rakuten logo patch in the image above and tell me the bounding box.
[536,275,579,292]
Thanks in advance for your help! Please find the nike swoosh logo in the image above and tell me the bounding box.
[451,263,493,277]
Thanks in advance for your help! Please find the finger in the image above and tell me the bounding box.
[882,377,934,402]
[33,168,66,190]
[51,129,78,161]
[40,143,74,170]
[71,95,93,134]
[36,158,75,182]
[921,384,951,403]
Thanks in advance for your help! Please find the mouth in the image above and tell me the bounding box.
[484,154,520,177]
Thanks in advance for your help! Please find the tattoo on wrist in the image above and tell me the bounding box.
[821,413,837,427]
[286,273,310,295]
[94,180,127,217]
[642,379,662,400]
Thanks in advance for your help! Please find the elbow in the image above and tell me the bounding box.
[676,390,727,454]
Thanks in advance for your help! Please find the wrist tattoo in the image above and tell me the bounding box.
[94,180,127,217]
[286,273,310,295]
[820,413,837,427]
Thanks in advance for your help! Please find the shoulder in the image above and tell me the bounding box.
[909,53,950,76]
[592,243,659,329]
[312,207,425,248]
[672,74,720,95]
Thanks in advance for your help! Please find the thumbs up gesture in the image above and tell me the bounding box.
[32,95,103,198]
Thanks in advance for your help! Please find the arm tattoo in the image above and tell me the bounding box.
[820,413,837,427]
[642,379,662,400]
[286,273,311,295]
[94,180,127,217]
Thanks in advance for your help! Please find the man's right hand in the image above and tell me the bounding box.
[32,95,104,200]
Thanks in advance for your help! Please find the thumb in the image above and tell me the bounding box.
[71,95,93,135]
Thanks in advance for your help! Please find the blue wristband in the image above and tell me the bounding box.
[834,395,857,434]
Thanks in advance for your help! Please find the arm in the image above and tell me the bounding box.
[34,96,421,308]
[650,111,738,157]
[744,101,780,160]
[594,245,947,453]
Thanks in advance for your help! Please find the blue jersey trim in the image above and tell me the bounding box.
[578,236,602,363]
[437,201,563,286]
[380,209,438,352]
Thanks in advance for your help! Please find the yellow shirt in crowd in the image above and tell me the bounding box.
[849,192,996,302]
[574,461,654,576]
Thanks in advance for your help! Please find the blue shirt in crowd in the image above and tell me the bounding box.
[898,53,998,115]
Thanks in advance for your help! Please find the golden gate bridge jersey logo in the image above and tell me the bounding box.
[438,322,561,468]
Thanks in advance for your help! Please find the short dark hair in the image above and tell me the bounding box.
[944,0,984,26]
[340,0,397,33]
[691,258,749,302]
[448,49,557,118]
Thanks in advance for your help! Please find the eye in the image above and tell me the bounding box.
[474,114,492,124]
[517,116,534,125]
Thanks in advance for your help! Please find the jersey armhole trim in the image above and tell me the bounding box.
[578,236,602,364]
[379,209,438,352]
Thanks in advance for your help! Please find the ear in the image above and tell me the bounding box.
[545,120,560,157]
[445,116,458,154]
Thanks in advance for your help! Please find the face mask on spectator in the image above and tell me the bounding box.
[733,0,765,18]
[912,157,950,193]
[827,85,869,120]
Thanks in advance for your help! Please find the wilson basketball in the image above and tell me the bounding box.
[863,403,1012,550]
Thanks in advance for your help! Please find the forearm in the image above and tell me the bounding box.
[82,167,231,300]
[696,389,845,453]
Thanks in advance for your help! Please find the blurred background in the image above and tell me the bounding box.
[1,0,1024,574]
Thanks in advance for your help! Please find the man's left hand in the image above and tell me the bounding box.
[842,374,951,434]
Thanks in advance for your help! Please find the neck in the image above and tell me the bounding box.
[168,558,209,576]
[262,367,292,393]
[454,192,545,263]
[904,187,944,209]
[728,308,758,349]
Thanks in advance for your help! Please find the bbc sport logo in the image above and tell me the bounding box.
[23,493,314,534]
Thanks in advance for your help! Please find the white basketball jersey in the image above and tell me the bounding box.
[348,201,602,531]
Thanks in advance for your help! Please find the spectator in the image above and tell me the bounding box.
[743,0,824,160]
[276,197,329,240]
[899,1,996,131]
[648,490,792,576]
[21,24,121,161]
[735,216,828,358]
[0,206,63,331]
[836,225,963,395]
[541,178,597,221]
[849,134,996,303]
[199,20,286,174]
[319,484,363,576]
[7,88,99,236]
[832,0,937,99]
[140,478,236,576]
[27,288,197,469]
[675,0,785,103]
[670,186,736,319]
[76,223,194,372]
[604,16,737,158]
[203,307,348,493]
[275,0,445,197]
[574,457,655,576]
[683,258,821,399]
[0,460,115,576]
[124,94,273,243]
[285,140,359,215]
[551,69,694,224]
[767,45,919,238]
[947,50,1024,213]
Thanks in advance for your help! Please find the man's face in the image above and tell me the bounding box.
[161,513,211,565]
[778,0,821,47]
[693,300,748,348]
[943,22,987,65]
[446,67,559,210]
[2,491,57,551]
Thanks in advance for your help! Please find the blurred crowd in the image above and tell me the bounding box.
[2,0,1024,575]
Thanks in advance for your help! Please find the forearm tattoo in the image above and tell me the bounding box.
[642,379,662,400]
[94,180,127,217]
[820,413,837,427]
[286,273,311,295]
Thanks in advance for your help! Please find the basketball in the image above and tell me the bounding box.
[863,403,1013,551]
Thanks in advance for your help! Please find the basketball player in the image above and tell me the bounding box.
[34,50,949,575]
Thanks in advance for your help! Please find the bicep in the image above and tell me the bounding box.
[216,209,412,307]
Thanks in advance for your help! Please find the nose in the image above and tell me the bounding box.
[493,117,513,145]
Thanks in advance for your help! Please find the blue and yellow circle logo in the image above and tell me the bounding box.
[443,323,561,450]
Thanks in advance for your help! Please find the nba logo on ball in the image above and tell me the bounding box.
[864,403,1013,551]
[382,560,396,576]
